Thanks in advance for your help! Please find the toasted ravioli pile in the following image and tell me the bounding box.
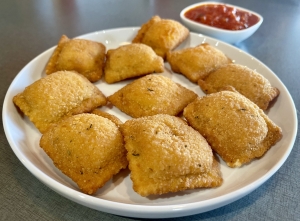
[40,113,128,195]
[45,35,106,82]
[198,64,280,110]
[13,71,107,133]
[13,15,282,197]
[120,114,222,196]
[108,74,198,118]
[183,91,282,167]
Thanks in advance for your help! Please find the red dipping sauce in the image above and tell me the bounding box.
[184,4,260,31]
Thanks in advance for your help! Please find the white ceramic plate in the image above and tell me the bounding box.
[3,28,297,219]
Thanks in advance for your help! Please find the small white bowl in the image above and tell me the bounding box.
[180,2,263,44]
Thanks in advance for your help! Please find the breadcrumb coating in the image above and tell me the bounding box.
[132,15,189,59]
[91,109,123,127]
[120,114,223,196]
[104,43,164,84]
[46,35,106,82]
[167,43,232,82]
[198,63,280,110]
[183,91,282,167]
[40,113,128,194]
[13,71,107,133]
[108,74,198,118]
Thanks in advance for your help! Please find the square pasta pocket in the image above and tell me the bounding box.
[120,114,223,196]
[108,74,198,118]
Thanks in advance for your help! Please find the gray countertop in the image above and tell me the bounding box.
[1,0,299,220]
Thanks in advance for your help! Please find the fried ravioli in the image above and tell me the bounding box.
[167,43,232,83]
[104,43,164,84]
[198,63,280,110]
[13,71,107,133]
[183,91,282,167]
[120,114,223,196]
[108,74,198,118]
[40,113,128,195]
[45,35,106,82]
[132,15,189,59]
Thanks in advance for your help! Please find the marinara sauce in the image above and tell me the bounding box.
[184,4,260,31]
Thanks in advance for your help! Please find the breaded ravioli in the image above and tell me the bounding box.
[166,43,232,83]
[104,43,164,84]
[120,114,223,196]
[45,35,106,82]
[183,91,282,167]
[40,113,128,195]
[108,74,198,118]
[132,15,189,59]
[13,71,107,133]
[198,63,280,110]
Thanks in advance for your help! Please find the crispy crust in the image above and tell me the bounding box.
[40,113,128,195]
[183,91,282,167]
[167,43,232,82]
[91,109,123,127]
[198,63,280,110]
[13,71,107,133]
[104,43,164,84]
[108,74,198,118]
[45,35,106,82]
[45,35,70,75]
[120,114,223,196]
[132,15,189,59]
[132,16,161,43]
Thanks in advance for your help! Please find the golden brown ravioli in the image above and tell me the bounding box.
[45,35,106,82]
[167,43,232,83]
[198,63,280,110]
[120,114,223,196]
[40,113,128,195]
[104,43,164,84]
[108,74,198,118]
[132,15,189,59]
[183,91,282,167]
[13,71,107,133]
